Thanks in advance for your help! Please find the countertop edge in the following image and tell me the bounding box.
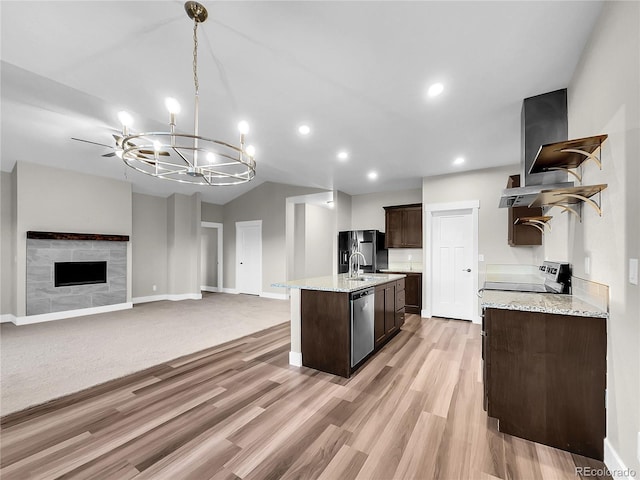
[272,273,406,293]
[481,301,609,318]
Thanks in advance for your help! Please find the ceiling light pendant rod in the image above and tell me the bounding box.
[192,15,201,169]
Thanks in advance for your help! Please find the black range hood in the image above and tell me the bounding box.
[499,89,574,208]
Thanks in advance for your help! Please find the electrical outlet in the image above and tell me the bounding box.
[152,284,157,292]
[629,258,638,285]
[584,256,590,275]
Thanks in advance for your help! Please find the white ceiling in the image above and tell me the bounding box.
[0,1,603,205]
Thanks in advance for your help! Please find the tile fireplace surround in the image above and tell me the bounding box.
[25,231,129,316]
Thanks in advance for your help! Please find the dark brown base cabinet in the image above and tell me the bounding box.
[302,279,405,378]
[384,272,421,314]
[483,308,606,460]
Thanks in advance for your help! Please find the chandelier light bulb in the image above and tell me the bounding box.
[117,111,133,127]
[165,97,181,114]
[207,152,216,163]
[238,121,250,135]
[246,145,256,157]
[153,140,162,152]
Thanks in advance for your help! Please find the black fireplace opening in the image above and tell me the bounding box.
[55,261,107,287]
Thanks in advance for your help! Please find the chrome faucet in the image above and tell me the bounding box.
[348,251,366,278]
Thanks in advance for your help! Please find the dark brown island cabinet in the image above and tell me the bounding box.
[381,271,421,314]
[384,204,422,248]
[301,279,405,378]
[483,307,607,460]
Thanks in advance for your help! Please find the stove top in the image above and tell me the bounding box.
[481,261,571,294]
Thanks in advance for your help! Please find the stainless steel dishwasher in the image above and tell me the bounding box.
[350,288,375,367]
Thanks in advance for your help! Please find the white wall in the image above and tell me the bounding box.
[132,193,167,299]
[546,1,639,471]
[14,162,132,316]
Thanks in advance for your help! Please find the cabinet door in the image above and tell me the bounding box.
[385,209,403,248]
[404,274,421,314]
[374,286,386,346]
[385,284,396,334]
[403,207,423,247]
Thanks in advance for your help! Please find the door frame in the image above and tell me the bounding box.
[424,200,480,323]
[235,220,263,295]
[200,221,223,292]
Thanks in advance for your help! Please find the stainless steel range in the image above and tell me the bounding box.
[480,260,571,294]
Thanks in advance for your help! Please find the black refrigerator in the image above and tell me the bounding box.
[338,230,388,274]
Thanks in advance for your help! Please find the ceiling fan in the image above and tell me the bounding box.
[70,135,170,160]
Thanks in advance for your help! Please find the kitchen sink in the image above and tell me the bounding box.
[349,276,374,282]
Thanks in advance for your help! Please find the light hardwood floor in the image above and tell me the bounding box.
[0,315,610,479]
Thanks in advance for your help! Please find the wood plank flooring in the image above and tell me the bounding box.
[0,315,610,479]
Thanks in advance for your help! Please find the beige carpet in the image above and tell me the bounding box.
[0,292,289,416]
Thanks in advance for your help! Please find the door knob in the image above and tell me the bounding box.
[462,268,471,272]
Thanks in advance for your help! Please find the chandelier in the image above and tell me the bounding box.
[114,1,256,186]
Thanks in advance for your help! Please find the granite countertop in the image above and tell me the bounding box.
[272,273,406,293]
[480,290,608,318]
[379,268,423,274]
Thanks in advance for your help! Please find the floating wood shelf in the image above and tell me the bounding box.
[528,134,608,181]
[529,184,608,221]
[27,231,130,242]
[514,216,553,234]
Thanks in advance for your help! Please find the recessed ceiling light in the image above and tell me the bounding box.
[298,124,311,135]
[453,156,465,165]
[337,151,349,161]
[427,82,444,98]
[368,171,378,180]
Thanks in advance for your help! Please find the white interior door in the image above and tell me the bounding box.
[432,209,475,321]
[236,221,262,295]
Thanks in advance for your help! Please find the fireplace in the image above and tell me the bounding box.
[55,261,107,287]
[26,231,129,316]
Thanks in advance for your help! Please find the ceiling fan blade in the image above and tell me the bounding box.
[71,137,113,149]
[139,149,170,156]
[102,152,116,157]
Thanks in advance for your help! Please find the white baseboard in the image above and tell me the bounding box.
[421,309,429,318]
[133,293,202,304]
[200,285,220,293]
[260,292,288,300]
[472,314,482,324]
[222,288,239,294]
[0,314,16,324]
[289,351,302,367]
[604,438,632,478]
[132,294,168,304]
[14,303,133,325]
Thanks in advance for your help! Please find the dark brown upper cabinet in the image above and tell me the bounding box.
[507,175,544,246]
[383,204,422,248]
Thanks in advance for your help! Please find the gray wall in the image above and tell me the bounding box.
[336,190,352,232]
[293,203,306,280]
[167,193,201,296]
[304,203,334,278]
[14,161,132,316]
[351,188,422,231]
[422,165,542,268]
[222,181,327,294]
[200,227,218,287]
[202,202,223,223]
[1,171,15,316]
[132,193,168,298]
[547,1,639,470]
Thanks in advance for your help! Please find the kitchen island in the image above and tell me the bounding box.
[480,289,608,459]
[273,273,406,377]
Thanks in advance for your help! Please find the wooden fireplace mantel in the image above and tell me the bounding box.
[26,231,130,242]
